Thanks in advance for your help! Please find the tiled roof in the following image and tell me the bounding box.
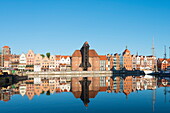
[56,55,61,60]
[3,46,10,48]
[158,58,170,62]
[60,63,66,65]
[56,55,61,57]
[72,49,99,57]
[72,50,81,57]
[99,87,107,92]
[123,49,130,53]
[167,59,170,62]
[61,56,70,59]
[99,55,107,60]
[89,49,99,57]
[72,91,81,98]
[123,91,131,96]
[158,58,164,62]
[89,91,98,98]
[123,49,130,55]
[72,91,98,99]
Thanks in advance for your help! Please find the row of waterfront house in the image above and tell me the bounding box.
[0,44,170,72]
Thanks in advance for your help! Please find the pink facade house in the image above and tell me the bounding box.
[34,54,43,72]
[55,55,61,71]
[49,55,56,71]
[26,50,35,65]
[41,56,49,71]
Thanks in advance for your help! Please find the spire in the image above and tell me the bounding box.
[136,51,138,56]
[126,45,128,49]
[83,41,90,47]
[85,41,89,45]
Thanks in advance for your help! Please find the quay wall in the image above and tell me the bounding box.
[25,71,113,78]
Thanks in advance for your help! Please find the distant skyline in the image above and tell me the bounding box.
[0,0,170,58]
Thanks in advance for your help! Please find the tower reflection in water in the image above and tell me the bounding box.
[0,75,170,107]
[80,77,91,107]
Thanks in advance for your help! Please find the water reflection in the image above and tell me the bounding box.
[0,75,170,104]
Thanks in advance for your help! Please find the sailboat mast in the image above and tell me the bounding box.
[164,46,167,59]
[151,37,158,72]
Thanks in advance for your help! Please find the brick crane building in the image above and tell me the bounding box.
[72,42,100,71]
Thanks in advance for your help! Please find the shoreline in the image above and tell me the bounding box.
[25,71,113,77]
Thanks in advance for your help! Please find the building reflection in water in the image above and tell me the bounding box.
[0,75,170,107]
[72,77,100,107]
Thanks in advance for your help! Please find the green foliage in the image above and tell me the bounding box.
[41,54,45,58]
[46,90,50,96]
[41,91,45,94]
[26,65,34,67]
[46,53,50,58]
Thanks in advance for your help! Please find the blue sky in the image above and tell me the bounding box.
[0,0,170,58]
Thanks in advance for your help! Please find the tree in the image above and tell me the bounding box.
[41,91,45,94]
[41,54,45,58]
[46,52,50,58]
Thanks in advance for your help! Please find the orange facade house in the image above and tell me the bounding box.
[10,54,20,69]
[113,53,120,70]
[123,76,133,96]
[34,84,42,96]
[99,55,107,71]
[106,54,112,71]
[157,58,170,71]
[146,55,157,71]
[34,54,43,65]
[41,56,50,71]
[122,49,132,70]
[26,83,35,100]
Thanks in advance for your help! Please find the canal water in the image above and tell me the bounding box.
[0,75,170,113]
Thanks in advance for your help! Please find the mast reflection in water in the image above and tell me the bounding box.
[0,75,170,113]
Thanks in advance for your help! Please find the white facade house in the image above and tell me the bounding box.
[19,53,27,64]
[18,53,27,70]
[60,83,71,92]
[60,56,71,71]
[34,65,41,72]
[132,55,137,69]
[136,56,141,65]
[34,77,42,84]
[19,85,27,96]
[60,56,71,65]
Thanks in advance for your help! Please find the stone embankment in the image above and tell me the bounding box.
[25,71,113,77]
